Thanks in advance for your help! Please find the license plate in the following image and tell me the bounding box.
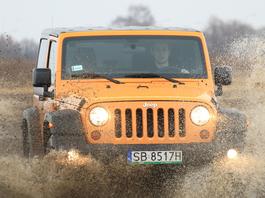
[127,150,182,164]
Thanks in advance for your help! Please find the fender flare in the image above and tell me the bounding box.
[44,109,87,150]
[217,107,247,133]
[215,107,247,148]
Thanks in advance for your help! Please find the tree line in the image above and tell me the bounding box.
[0,34,38,60]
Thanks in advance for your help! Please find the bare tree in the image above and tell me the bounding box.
[0,34,21,58]
[111,5,155,26]
[20,38,38,60]
[0,33,38,60]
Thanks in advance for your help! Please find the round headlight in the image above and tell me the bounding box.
[191,106,210,126]
[89,107,109,126]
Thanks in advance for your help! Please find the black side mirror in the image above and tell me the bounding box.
[214,66,232,85]
[33,68,53,98]
[33,68,51,88]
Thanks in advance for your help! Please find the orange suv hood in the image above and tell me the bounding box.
[58,80,215,106]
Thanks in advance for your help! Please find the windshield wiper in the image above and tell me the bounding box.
[124,73,185,84]
[71,73,124,84]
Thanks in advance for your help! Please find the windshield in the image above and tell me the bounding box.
[62,36,207,80]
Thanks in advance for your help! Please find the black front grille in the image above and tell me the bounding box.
[157,108,164,137]
[147,109,154,137]
[114,108,186,138]
[114,109,122,138]
[136,109,143,137]
[125,109,132,138]
[168,108,175,137]
[179,108,186,137]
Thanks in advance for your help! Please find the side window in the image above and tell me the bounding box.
[37,39,48,68]
[48,41,57,85]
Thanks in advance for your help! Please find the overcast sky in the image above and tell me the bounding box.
[1,0,265,41]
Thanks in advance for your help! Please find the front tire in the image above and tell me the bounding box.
[21,118,44,158]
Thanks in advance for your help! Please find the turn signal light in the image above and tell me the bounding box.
[200,130,209,139]
[91,130,101,140]
[48,122,54,128]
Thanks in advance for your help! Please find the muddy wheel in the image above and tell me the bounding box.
[22,119,30,157]
[21,118,44,158]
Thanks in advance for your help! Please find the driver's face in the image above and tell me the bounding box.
[151,44,170,64]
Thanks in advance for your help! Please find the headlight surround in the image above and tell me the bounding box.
[89,107,109,126]
[190,106,210,126]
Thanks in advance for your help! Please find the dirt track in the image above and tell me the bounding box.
[1,37,265,197]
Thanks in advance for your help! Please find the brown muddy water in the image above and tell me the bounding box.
[1,38,265,198]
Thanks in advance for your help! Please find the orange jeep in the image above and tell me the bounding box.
[22,27,247,164]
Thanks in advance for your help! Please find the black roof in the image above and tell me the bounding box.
[41,26,200,38]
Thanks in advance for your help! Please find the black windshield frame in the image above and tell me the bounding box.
[61,35,208,80]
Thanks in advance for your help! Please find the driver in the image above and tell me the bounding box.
[150,43,170,69]
[150,43,189,73]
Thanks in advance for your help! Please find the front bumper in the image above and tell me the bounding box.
[83,130,246,164]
